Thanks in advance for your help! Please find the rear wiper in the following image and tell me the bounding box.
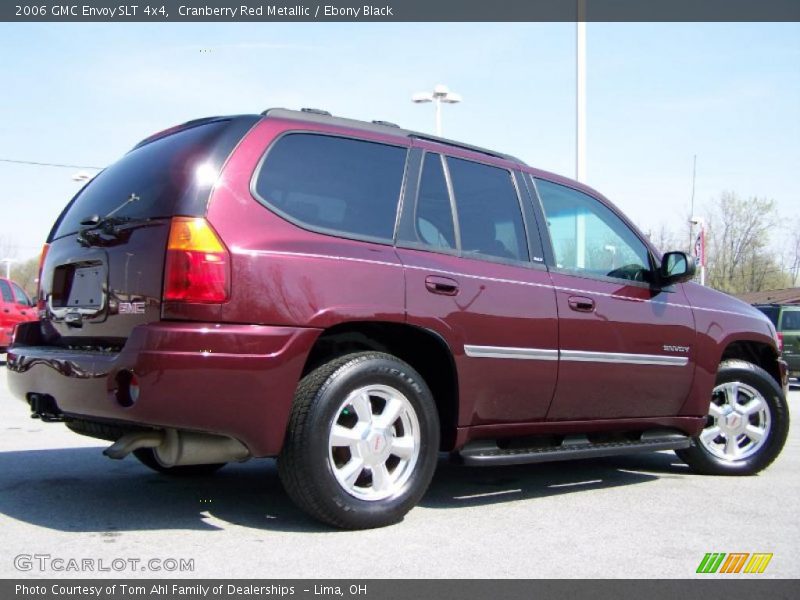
[80,192,141,228]
[78,193,147,246]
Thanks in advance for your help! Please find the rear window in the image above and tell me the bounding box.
[755,305,779,327]
[52,118,257,239]
[780,308,800,331]
[253,134,408,242]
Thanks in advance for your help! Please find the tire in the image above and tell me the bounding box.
[676,359,789,475]
[278,352,440,529]
[133,448,226,476]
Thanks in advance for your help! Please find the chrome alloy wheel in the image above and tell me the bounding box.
[327,384,421,501]
[699,381,771,461]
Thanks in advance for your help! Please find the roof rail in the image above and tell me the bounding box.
[408,134,520,162]
[300,107,332,116]
[261,107,407,136]
[372,120,400,128]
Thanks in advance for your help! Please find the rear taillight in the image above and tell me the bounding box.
[36,243,50,312]
[777,332,783,353]
[163,217,230,303]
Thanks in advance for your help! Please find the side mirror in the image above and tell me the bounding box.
[659,251,696,286]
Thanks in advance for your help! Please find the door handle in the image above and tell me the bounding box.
[425,275,459,296]
[568,295,595,312]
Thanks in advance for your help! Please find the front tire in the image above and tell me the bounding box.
[676,359,789,475]
[278,352,440,529]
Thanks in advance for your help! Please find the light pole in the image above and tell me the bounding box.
[412,84,462,136]
[576,0,586,183]
[0,258,16,279]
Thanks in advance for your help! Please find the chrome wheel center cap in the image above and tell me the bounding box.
[721,409,745,434]
[365,430,389,460]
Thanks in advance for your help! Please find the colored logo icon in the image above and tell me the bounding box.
[696,553,773,574]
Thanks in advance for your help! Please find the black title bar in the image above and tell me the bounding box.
[3,0,800,22]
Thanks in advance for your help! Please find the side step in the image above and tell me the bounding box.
[458,430,692,466]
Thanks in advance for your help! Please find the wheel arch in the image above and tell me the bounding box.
[720,339,782,388]
[300,321,460,450]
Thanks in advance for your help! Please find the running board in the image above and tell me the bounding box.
[458,430,692,466]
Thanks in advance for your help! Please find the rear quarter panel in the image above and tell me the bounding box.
[206,118,409,329]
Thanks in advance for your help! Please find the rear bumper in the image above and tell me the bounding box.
[6,321,321,456]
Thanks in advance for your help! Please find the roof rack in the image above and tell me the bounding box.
[300,107,332,116]
[408,134,515,162]
[259,107,525,165]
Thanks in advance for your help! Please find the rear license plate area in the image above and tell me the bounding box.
[52,264,105,308]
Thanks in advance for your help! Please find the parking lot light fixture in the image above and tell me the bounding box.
[1,258,16,279]
[412,84,462,136]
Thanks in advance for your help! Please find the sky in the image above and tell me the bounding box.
[0,22,798,262]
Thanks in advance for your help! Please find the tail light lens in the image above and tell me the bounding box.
[777,332,783,353]
[163,217,230,303]
[36,243,50,312]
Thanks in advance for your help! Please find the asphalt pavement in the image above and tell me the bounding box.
[0,362,797,579]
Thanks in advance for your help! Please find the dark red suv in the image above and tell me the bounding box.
[6,109,789,528]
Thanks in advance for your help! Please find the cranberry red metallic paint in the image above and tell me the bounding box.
[5,109,788,528]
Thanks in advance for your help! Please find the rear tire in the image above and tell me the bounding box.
[676,359,789,475]
[133,448,226,476]
[278,352,440,529]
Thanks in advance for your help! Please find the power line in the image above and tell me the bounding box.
[0,158,104,170]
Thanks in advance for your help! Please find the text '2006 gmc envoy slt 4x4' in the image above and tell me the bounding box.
[7,109,789,529]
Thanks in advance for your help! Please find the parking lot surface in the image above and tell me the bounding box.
[0,364,797,579]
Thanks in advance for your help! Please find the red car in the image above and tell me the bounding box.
[7,109,789,528]
[0,277,37,352]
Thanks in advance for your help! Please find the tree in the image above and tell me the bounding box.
[786,219,800,287]
[644,222,685,256]
[704,192,791,294]
[10,255,40,298]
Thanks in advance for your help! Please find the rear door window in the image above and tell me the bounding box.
[253,134,408,243]
[446,157,528,262]
[410,153,456,251]
[10,282,31,306]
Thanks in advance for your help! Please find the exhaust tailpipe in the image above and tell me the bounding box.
[104,429,250,466]
[104,431,163,459]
